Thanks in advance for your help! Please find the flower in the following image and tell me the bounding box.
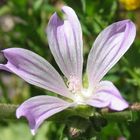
[0,6,136,135]
[119,0,140,10]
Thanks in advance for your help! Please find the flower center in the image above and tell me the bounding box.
[67,75,81,93]
[67,76,93,104]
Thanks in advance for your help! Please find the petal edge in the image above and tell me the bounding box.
[16,95,73,135]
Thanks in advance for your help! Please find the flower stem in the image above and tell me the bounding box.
[0,103,139,122]
[0,104,18,119]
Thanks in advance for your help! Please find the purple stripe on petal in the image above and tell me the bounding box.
[16,95,73,135]
[87,20,136,88]
[86,81,129,111]
[47,6,83,83]
[0,48,73,99]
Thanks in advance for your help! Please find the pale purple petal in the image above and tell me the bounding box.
[47,6,83,83]
[16,95,73,135]
[87,20,136,87]
[0,48,73,99]
[86,81,129,111]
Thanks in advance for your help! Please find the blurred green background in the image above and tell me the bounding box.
[0,0,140,139]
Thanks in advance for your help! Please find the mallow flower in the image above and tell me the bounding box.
[0,6,136,135]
